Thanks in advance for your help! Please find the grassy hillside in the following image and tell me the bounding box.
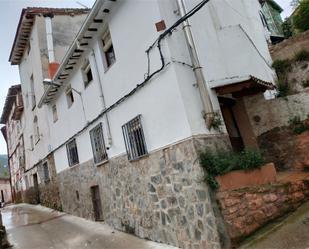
[0,155,9,178]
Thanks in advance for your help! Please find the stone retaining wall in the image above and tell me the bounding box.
[57,135,231,249]
[216,179,309,244]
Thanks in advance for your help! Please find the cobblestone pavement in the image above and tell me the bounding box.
[2,204,178,249]
[240,201,309,249]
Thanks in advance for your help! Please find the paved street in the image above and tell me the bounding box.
[240,201,309,249]
[2,204,177,249]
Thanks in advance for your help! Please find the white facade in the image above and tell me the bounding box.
[13,11,88,186]
[37,0,275,173]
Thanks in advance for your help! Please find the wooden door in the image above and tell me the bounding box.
[91,186,103,221]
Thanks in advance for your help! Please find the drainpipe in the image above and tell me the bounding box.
[176,0,215,129]
[89,48,113,146]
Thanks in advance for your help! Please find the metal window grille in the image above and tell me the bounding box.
[43,162,50,182]
[122,115,147,161]
[66,139,79,166]
[90,123,108,164]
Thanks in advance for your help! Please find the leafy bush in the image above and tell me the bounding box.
[302,79,309,88]
[199,149,264,189]
[293,0,309,32]
[294,50,309,61]
[288,115,309,134]
[282,18,294,39]
[276,81,290,97]
[272,59,292,76]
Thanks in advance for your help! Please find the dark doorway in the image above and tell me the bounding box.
[219,97,244,152]
[33,173,40,204]
[1,190,4,203]
[91,185,103,221]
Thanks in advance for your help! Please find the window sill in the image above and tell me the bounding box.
[95,159,109,167]
[104,60,116,74]
[129,153,149,163]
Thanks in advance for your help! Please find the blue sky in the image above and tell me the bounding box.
[0,0,293,155]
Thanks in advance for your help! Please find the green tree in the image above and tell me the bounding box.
[282,18,294,38]
[293,0,309,32]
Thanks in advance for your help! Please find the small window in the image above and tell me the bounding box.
[102,27,116,69]
[83,61,93,88]
[30,135,34,150]
[30,75,36,110]
[66,139,79,166]
[66,85,74,108]
[34,116,40,143]
[43,162,50,182]
[52,105,58,123]
[122,115,148,161]
[90,123,108,164]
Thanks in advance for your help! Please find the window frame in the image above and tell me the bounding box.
[102,27,116,70]
[42,161,50,183]
[122,115,148,161]
[65,85,74,108]
[30,74,36,110]
[83,61,93,88]
[52,104,58,123]
[90,123,108,165]
[66,139,79,167]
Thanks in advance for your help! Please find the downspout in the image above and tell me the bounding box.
[89,48,112,146]
[176,0,215,129]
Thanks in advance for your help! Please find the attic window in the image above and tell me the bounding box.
[102,27,116,69]
[83,61,93,88]
[66,85,74,108]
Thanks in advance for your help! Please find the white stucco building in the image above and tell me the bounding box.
[4,1,276,248]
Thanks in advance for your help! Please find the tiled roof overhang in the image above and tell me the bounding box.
[213,75,275,98]
[39,0,117,107]
[9,7,90,65]
[0,85,22,124]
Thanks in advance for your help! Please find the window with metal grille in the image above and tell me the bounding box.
[90,123,108,164]
[43,162,50,182]
[66,139,79,166]
[122,115,148,161]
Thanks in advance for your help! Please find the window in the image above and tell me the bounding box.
[122,115,148,161]
[30,135,34,150]
[102,27,116,68]
[83,61,93,88]
[30,75,36,109]
[34,116,40,143]
[25,175,29,189]
[66,139,79,166]
[52,104,58,123]
[43,162,50,182]
[90,123,108,164]
[66,85,74,108]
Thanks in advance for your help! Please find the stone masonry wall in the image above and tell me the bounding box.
[269,30,309,61]
[38,154,62,211]
[244,92,309,171]
[57,135,231,249]
[244,92,309,137]
[216,179,309,244]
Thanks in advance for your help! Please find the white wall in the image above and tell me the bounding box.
[47,0,275,174]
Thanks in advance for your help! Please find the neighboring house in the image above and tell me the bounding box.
[6,7,89,206]
[0,86,24,203]
[3,0,276,248]
[260,0,285,43]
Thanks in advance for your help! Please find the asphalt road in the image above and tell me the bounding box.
[2,204,177,249]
